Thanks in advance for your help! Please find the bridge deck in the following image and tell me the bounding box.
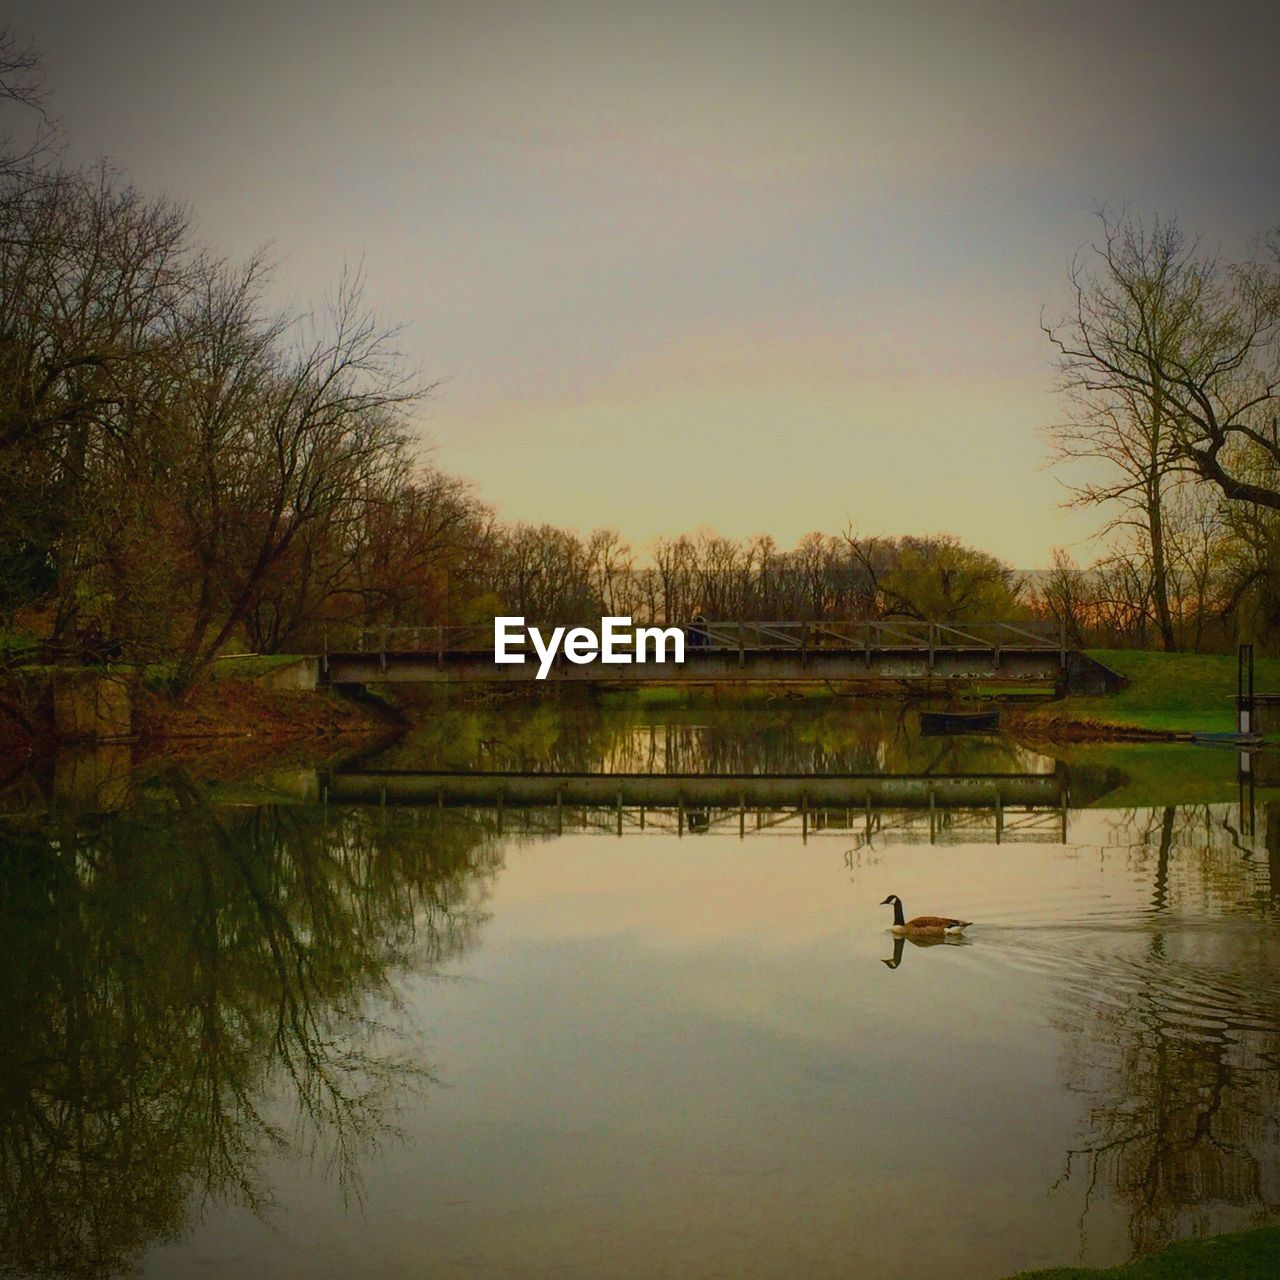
[322,620,1073,685]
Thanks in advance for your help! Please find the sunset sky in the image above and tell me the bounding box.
[14,0,1280,564]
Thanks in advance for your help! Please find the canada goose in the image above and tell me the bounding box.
[880,894,971,937]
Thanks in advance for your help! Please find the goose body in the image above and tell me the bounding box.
[880,894,971,937]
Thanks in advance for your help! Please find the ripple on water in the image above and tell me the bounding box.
[966,913,1280,1040]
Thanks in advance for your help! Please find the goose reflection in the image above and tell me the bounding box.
[881,933,969,968]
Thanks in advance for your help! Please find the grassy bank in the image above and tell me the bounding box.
[1016,649,1280,739]
[1008,1223,1280,1278]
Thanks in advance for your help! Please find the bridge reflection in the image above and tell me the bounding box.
[318,765,1118,845]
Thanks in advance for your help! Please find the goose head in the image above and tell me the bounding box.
[880,894,906,927]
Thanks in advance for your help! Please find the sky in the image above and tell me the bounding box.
[10,0,1280,566]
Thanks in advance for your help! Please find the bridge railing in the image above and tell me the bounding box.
[330,619,1066,658]
[687,620,1063,654]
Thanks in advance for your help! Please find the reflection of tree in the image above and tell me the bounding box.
[380,691,1050,778]
[0,776,500,1279]
[1054,804,1280,1256]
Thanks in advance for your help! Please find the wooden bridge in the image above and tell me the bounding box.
[320,620,1116,689]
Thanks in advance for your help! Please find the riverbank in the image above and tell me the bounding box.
[1010,649,1280,741]
[1009,1223,1280,1278]
[0,665,392,761]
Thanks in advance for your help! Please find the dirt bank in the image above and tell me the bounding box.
[0,670,394,764]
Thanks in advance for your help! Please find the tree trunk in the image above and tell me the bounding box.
[1148,487,1178,652]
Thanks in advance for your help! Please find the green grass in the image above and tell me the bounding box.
[1028,649,1280,736]
[1007,1224,1280,1278]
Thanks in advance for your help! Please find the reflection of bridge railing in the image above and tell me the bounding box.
[340,619,1066,658]
[320,768,1071,844]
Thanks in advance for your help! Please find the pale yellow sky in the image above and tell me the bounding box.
[15,0,1280,563]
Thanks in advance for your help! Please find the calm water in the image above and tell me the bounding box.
[2,695,1279,1278]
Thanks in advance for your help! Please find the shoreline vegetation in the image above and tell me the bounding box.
[1007,1224,1280,1279]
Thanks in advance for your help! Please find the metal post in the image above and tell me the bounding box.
[1239,643,1255,735]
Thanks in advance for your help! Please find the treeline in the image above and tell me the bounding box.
[0,34,1030,684]
[469,527,1023,630]
[6,31,1280,681]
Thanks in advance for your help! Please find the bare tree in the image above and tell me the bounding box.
[160,263,424,683]
[1046,208,1280,516]
[1044,212,1215,650]
[0,24,58,180]
[0,163,192,649]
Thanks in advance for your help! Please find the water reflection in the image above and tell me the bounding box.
[2,700,1280,1277]
[1044,804,1280,1254]
[0,775,499,1279]
[378,690,1050,776]
[881,934,968,969]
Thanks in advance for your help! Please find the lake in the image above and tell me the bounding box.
[2,693,1278,1278]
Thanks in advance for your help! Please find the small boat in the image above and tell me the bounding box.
[919,708,999,735]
